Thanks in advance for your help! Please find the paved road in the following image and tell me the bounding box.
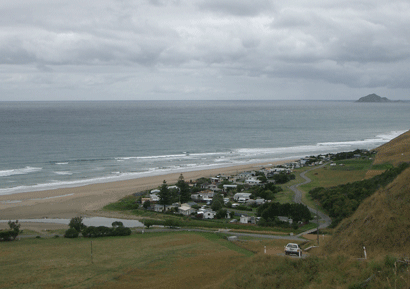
[20,227,305,241]
[137,228,304,241]
[288,164,332,232]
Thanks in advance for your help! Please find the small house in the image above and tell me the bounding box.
[240,215,250,224]
[178,204,196,216]
[233,193,252,202]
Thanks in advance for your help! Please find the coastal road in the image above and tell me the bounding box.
[288,164,332,231]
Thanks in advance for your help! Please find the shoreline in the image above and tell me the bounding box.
[0,160,293,222]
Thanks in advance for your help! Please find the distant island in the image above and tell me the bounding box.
[356,93,398,103]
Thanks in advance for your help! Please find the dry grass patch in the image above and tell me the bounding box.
[364,169,385,179]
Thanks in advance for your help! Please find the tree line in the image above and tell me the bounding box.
[64,217,131,238]
[256,202,312,227]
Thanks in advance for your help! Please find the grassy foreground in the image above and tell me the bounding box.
[0,231,254,289]
[222,253,410,289]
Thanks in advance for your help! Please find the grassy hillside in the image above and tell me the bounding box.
[324,130,410,257]
[373,130,410,165]
[221,253,410,289]
[325,166,410,257]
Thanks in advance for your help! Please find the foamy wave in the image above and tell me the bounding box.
[0,166,42,177]
[317,131,405,147]
[116,152,226,161]
[0,162,235,195]
[53,171,73,175]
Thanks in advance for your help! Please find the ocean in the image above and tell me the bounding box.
[1,100,409,196]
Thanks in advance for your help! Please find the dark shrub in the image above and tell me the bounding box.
[82,226,99,238]
[112,226,132,236]
[0,230,13,241]
[64,228,79,238]
[112,221,124,228]
[164,219,180,228]
[97,226,112,237]
[69,217,86,232]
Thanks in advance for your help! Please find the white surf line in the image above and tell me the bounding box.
[1,193,74,204]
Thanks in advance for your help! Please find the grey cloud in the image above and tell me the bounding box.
[197,0,274,16]
[1,0,410,100]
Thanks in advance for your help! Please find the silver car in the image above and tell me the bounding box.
[284,243,302,256]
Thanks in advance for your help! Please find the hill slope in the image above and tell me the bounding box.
[373,130,410,166]
[325,130,410,257]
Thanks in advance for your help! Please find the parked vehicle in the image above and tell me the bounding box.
[284,243,302,256]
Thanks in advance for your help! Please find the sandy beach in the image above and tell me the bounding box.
[0,161,291,227]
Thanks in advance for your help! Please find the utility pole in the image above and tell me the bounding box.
[316,204,319,245]
[91,241,93,264]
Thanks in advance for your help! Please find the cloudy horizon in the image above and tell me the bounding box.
[1,0,410,101]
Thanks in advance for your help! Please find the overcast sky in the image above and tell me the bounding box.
[1,0,410,101]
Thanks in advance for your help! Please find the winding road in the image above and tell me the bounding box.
[289,164,332,232]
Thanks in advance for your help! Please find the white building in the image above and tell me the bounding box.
[245,177,261,185]
[202,210,216,219]
[223,184,237,191]
[178,204,196,216]
[233,193,252,202]
[240,215,250,224]
[150,194,160,202]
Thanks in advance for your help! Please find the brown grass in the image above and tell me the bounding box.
[364,169,385,179]
[373,130,410,166]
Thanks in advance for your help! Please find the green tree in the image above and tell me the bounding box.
[211,193,224,211]
[6,220,21,241]
[177,174,191,203]
[159,180,171,210]
[143,219,156,229]
[164,219,180,228]
[69,216,86,232]
[257,174,267,183]
[143,200,151,209]
[216,209,228,219]
[112,221,124,228]
[64,228,79,238]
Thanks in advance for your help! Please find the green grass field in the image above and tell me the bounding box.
[0,231,254,289]
[300,159,374,193]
